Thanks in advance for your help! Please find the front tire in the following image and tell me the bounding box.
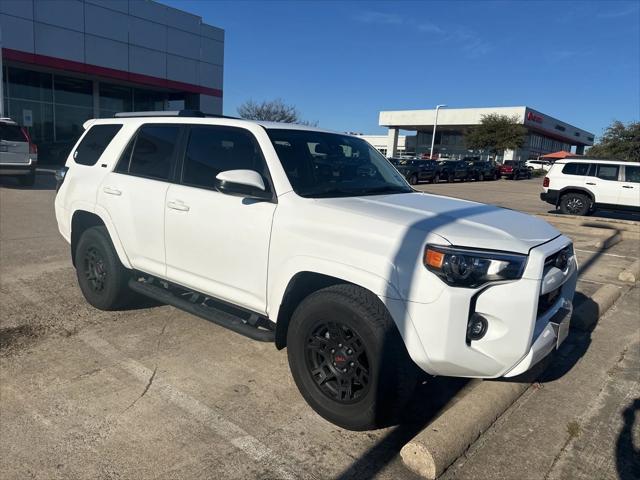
[287,284,417,430]
[559,193,591,216]
[409,174,418,185]
[75,226,135,310]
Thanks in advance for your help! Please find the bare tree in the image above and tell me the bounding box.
[237,98,317,126]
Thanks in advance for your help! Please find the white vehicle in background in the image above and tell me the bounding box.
[0,118,38,186]
[55,110,577,430]
[541,158,640,215]
[526,159,553,172]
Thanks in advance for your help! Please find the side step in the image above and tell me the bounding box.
[128,279,275,342]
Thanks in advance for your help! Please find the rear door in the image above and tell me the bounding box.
[587,163,620,205]
[0,123,29,164]
[619,165,640,208]
[164,124,277,313]
[98,124,182,278]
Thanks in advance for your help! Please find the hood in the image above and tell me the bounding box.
[316,192,560,254]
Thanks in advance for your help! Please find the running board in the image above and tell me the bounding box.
[128,279,275,342]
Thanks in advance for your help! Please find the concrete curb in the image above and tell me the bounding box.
[571,283,623,331]
[593,231,623,250]
[400,380,529,479]
[618,259,640,283]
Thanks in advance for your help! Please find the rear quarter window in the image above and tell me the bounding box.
[561,162,590,175]
[73,124,123,166]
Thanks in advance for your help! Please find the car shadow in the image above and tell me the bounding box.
[0,170,57,191]
[546,208,640,222]
[616,397,640,480]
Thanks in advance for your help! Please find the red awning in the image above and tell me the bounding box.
[541,150,578,159]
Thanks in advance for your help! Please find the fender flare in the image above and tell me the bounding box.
[556,186,595,207]
[71,204,133,269]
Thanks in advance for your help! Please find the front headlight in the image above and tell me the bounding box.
[424,245,527,288]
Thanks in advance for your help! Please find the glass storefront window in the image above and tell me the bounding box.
[99,83,132,117]
[55,104,93,142]
[7,98,54,144]
[6,68,53,102]
[54,76,92,108]
[134,88,166,111]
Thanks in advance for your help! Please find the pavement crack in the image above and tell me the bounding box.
[121,318,170,413]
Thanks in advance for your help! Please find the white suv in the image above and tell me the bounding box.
[55,111,577,430]
[541,159,640,215]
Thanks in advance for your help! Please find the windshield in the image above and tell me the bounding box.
[266,129,412,198]
[503,161,515,166]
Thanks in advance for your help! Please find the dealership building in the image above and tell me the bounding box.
[0,0,224,163]
[380,106,594,161]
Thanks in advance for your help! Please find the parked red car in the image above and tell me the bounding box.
[499,160,531,180]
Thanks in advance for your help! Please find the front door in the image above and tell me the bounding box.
[164,125,277,313]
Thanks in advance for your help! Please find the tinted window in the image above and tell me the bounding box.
[625,166,640,183]
[0,124,27,142]
[182,126,269,190]
[594,164,619,181]
[562,162,590,175]
[73,124,122,166]
[123,125,180,180]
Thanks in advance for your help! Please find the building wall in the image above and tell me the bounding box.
[0,0,224,112]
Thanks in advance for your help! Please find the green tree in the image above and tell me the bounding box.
[464,114,527,158]
[237,98,317,126]
[586,121,639,161]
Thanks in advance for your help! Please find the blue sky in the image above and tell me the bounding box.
[165,0,639,139]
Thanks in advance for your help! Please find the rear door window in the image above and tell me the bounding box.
[73,124,122,166]
[594,164,619,181]
[0,124,27,142]
[562,162,590,175]
[117,125,180,181]
[624,166,640,183]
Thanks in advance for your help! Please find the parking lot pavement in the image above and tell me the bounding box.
[414,177,640,222]
[1,173,638,479]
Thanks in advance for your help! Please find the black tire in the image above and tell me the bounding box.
[75,226,135,310]
[409,174,418,185]
[447,173,454,183]
[18,172,36,187]
[433,174,440,183]
[287,284,417,431]
[478,173,484,181]
[559,193,591,216]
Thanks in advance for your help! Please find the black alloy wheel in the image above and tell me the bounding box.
[84,246,108,293]
[305,321,370,403]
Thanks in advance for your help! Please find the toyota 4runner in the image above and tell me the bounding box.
[55,111,577,430]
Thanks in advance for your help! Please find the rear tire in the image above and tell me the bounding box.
[559,193,591,216]
[287,284,418,430]
[75,226,135,310]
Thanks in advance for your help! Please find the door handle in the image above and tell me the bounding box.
[167,200,190,212]
[103,186,122,196]
[586,182,596,185]
[622,185,634,189]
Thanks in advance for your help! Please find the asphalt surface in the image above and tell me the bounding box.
[1,171,638,479]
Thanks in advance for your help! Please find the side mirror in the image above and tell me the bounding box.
[214,169,271,200]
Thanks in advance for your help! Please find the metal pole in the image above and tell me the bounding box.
[430,104,446,159]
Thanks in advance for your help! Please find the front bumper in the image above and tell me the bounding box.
[395,235,577,378]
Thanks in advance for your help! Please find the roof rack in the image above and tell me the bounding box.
[114,110,239,119]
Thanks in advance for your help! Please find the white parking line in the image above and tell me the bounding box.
[79,330,302,480]
[574,248,638,259]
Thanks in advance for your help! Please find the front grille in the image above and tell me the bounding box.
[538,286,561,317]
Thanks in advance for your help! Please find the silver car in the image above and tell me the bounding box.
[0,118,37,186]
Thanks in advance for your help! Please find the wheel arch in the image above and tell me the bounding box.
[558,186,595,205]
[70,209,132,268]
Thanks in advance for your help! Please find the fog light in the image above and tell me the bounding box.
[467,313,488,341]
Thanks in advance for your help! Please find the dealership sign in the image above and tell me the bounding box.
[527,111,543,123]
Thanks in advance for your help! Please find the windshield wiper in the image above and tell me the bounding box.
[357,186,411,195]
[301,187,359,198]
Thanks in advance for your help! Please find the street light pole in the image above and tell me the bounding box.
[430,104,446,159]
